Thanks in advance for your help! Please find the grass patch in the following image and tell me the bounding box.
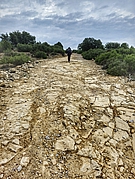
[0,53,31,66]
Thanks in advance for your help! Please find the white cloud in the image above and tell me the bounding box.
[0,0,135,48]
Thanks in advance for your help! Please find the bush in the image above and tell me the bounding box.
[0,53,30,66]
[34,51,47,59]
[3,49,13,56]
[17,44,32,52]
[107,60,128,76]
[82,49,104,60]
[95,50,122,65]
[0,40,12,52]
[53,47,65,56]
[124,54,135,74]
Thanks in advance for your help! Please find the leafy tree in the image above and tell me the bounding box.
[0,40,12,52]
[105,42,120,49]
[78,37,103,51]
[17,44,32,52]
[0,53,30,66]
[34,51,47,59]
[124,54,135,74]
[0,33,9,41]
[1,31,36,47]
[54,42,63,49]
[82,49,104,60]
[107,60,128,76]
[121,43,129,49]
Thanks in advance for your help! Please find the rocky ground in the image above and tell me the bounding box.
[0,53,135,179]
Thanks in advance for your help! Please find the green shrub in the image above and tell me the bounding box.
[124,54,135,74]
[17,44,32,52]
[0,40,12,52]
[34,51,47,59]
[53,47,65,56]
[95,50,122,65]
[107,60,128,76]
[82,49,104,60]
[0,54,30,66]
[3,49,13,56]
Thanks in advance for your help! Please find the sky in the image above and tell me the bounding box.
[0,0,135,49]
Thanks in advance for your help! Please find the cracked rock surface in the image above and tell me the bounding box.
[0,53,135,179]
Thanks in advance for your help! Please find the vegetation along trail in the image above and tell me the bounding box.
[0,53,135,179]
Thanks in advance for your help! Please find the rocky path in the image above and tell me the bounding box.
[0,53,135,179]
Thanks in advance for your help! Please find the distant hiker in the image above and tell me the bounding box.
[66,47,72,62]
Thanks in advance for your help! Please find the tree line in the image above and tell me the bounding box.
[0,31,65,65]
[0,31,135,77]
[78,37,135,77]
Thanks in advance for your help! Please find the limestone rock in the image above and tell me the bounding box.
[113,129,129,141]
[20,157,30,167]
[80,157,92,173]
[55,136,75,151]
[8,143,22,152]
[115,117,130,132]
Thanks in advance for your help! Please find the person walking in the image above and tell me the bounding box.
[66,47,72,62]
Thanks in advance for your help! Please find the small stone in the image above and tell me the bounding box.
[21,123,29,129]
[3,116,7,120]
[8,143,22,152]
[43,161,48,166]
[45,136,50,140]
[0,174,4,178]
[2,140,9,146]
[55,136,75,151]
[131,168,135,174]
[12,139,19,145]
[120,167,124,172]
[20,157,30,167]
[17,165,22,172]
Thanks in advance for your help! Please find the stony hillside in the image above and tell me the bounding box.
[0,53,135,179]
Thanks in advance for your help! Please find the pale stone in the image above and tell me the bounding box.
[43,161,48,166]
[12,138,19,145]
[2,140,9,146]
[111,94,126,105]
[103,127,113,137]
[0,153,15,165]
[77,145,97,158]
[21,122,29,129]
[0,174,4,178]
[51,158,57,165]
[109,139,118,147]
[103,147,119,166]
[113,129,129,141]
[131,168,135,174]
[12,126,20,133]
[55,136,75,151]
[99,114,110,123]
[92,129,109,146]
[118,158,123,166]
[109,122,115,129]
[20,157,30,167]
[120,167,124,172]
[115,117,130,132]
[8,143,22,152]
[17,165,22,172]
[94,96,110,107]
[91,160,101,176]
[69,127,79,139]
[80,157,92,173]
[37,107,46,114]
[124,140,132,147]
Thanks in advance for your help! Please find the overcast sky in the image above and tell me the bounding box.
[0,0,135,49]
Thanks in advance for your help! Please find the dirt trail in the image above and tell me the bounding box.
[0,53,135,179]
